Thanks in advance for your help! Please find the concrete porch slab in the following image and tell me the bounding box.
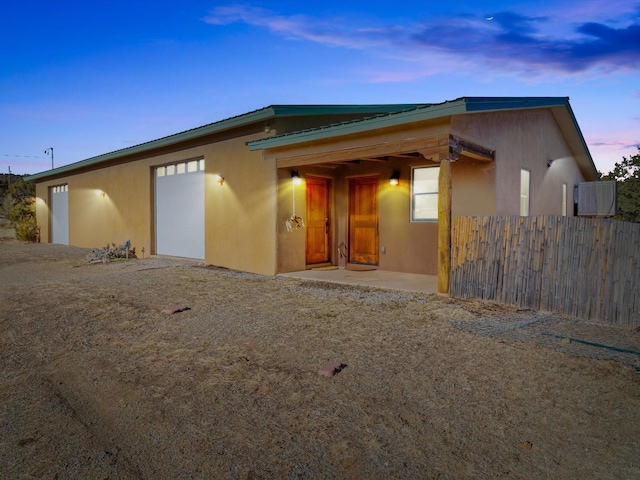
[278,267,438,294]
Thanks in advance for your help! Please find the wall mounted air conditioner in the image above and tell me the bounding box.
[577,180,617,217]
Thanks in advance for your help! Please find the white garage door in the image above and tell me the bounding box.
[51,184,69,245]
[155,159,205,259]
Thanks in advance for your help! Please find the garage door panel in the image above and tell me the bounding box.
[51,184,69,245]
[155,162,205,259]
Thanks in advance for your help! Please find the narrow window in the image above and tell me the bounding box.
[520,169,530,216]
[412,166,440,221]
[562,183,567,216]
[176,163,186,174]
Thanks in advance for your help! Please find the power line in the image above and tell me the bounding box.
[0,153,47,158]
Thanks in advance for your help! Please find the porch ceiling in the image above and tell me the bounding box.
[274,134,494,168]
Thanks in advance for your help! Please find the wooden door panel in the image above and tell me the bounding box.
[306,177,330,264]
[349,177,379,265]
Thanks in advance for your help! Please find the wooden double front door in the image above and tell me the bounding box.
[305,176,379,267]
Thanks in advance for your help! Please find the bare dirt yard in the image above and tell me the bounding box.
[1,234,639,479]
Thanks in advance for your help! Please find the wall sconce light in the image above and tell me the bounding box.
[547,159,554,168]
[97,189,106,198]
[215,174,225,186]
[291,170,302,186]
[389,170,400,186]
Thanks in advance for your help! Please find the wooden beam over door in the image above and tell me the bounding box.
[275,134,450,168]
[448,135,495,161]
[270,133,493,168]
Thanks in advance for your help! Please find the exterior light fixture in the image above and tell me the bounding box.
[389,170,400,186]
[547,159,553,168]
[291,170,302,186]
[215,174,225,186]
[97,189,106,198]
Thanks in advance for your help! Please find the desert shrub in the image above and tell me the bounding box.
[4,179,39,242]
[14,215,39,242]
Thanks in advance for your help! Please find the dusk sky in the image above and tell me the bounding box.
[1,1,639,175]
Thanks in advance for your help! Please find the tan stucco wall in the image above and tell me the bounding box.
[450,158,497,216]
[36,166,153,252]
[204,135,277,275]
[276,168,307,273]
[34,132,279,276]
[35,183,51,242]
[451,109,587,216]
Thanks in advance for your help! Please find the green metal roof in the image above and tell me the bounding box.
[247,96,597,180]
[247,97,571,150]
[25,104,421,182]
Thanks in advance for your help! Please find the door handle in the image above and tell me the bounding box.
[325,217,329,235]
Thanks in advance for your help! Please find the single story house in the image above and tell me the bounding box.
[26,97,598,292]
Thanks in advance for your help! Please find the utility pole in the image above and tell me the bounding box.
[8,166,11,189]
[44,147,54,169]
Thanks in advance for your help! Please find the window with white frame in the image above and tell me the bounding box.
[520,169,530,216]
[411,166,440,221]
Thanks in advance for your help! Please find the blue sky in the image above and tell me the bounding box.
[1,0,638,175]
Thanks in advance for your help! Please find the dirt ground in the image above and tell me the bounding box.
[1,228,639,479]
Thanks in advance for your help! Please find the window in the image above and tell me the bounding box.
[520,169,530,216]
[412,166,440,221]
[562,183,567,216]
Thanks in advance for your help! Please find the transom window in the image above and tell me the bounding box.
[156,159,205,177]
[411,166,440,221]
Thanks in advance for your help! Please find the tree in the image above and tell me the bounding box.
[0,173,21,200]
[600,146,640,223]
[1,178,39,242]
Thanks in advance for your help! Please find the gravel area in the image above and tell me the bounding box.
[1,239,639,479]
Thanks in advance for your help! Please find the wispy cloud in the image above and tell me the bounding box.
[591,141,631,147]
[204,5,387,49]
[204,2,640,80]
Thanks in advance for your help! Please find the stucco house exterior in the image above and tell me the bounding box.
[26,97,598,291]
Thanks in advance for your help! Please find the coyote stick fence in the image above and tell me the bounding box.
[450,215,640,327]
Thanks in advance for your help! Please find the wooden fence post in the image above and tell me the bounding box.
[438,159,452,293]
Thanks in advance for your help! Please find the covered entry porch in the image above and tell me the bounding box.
[256,127,495,294]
